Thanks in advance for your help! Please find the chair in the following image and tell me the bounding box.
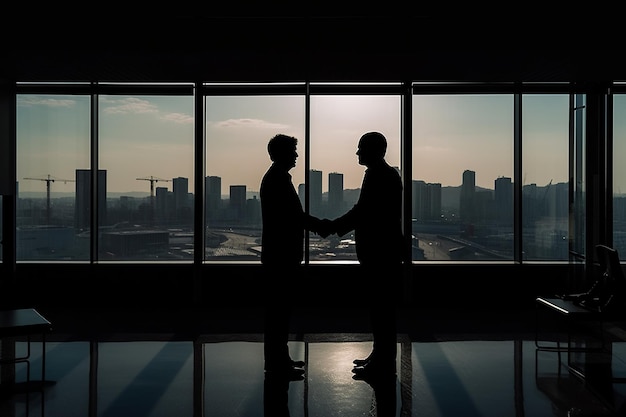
[535,244,626,380]
[590,244,626,315]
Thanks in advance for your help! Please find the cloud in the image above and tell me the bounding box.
[102,97,158,114]
[18,96,75,108]
[161,112,194,124]
[211,118,288,130]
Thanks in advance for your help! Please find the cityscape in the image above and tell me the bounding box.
[8,167,577,262]
[12,90,595,262]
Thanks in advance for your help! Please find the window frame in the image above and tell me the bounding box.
[9,81,601,266]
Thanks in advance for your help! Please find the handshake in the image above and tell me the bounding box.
[313,218,337,239]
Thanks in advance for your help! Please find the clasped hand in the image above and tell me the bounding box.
[315,218,335,238]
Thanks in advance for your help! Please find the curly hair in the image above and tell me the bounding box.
[267,134,297,161]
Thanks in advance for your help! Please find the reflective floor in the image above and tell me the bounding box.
[1,307,626,417]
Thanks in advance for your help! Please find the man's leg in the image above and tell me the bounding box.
[264,305,290,371]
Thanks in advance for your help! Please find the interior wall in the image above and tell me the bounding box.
[11,262,574,312]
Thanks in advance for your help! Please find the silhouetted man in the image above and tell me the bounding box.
[329,131,404,378]
[260,133,327,379]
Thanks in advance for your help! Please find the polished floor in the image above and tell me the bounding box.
[1,306,626,417]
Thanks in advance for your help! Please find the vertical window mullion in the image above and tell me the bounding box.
[91,88,99,263]
[514,93,522,263]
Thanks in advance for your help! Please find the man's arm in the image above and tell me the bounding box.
[332,205,358,237]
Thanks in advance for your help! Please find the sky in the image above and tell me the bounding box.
[16,92,579,197]
[614,95,626,195]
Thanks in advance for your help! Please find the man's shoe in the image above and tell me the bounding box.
[265,365,305,381]
[352,369,397,387]
[291,359,305,369]
[352,361,396,378]
[266,358,305,372]
[353,356,371,367]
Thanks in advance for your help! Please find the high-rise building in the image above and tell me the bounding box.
[155,186,170,224]
[412,180,442,221]
[494,176,513,224]
[246,194,261,225]
[297,183,306,208]
[309,169,323,217]
[173,177,189,210]
[206,175,222,221]
[429,183,442,221]
[460,170,476,223]
[328,172,344,218]
[412,180,428,221]
[229,185,246,223]
[173,177,190,225]
[75,169,107,230]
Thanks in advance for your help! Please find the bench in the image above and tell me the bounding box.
[535,296,606,380]
[0,308,53,391]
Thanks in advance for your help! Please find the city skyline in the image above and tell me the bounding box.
[13,164,570,261]
[16,168,563,203]
[17,93,577,198]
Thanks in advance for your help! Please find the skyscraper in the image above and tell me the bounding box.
[206,175,222,221]
[412,180,442,221]
[173,177,190,224]
[494,176,513,224]
[75,169,107,230]
[328,172,343,218]
[173,177,189,210]
[460,169,476,224]
[229,185,246,223]
[155,186,170,224]
[297,183,306,208]
[309,169,323,217]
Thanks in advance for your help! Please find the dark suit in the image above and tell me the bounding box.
[261,164,318,266]
[333,160,403,366]
[260,162,319,370]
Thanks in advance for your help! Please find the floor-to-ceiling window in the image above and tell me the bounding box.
[13,82,594,265]
[201,83,402,264]
[309,86,402,262]
[613,91,626,255]
[521,94,570,261]
[0,197,3,262]
[411,88,575,263]
[16,92,91,261]
[98,92,195,261]
[572,93,586,262]
[412,92,514,261]
[203,87,305,261]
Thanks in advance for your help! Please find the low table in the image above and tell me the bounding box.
[0,308,53,388]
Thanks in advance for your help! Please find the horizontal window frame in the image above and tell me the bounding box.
[16,82,194,96]
[412,82,592,95]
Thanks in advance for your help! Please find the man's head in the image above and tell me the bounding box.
[357,131,387,166]
[267,134,298,169]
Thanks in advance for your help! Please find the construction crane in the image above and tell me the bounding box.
[23,174,76,224]
[136,176,171,198]
[136,176,171,226]
[542,179,553,202]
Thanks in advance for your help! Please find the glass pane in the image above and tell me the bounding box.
[522,95,569,261]
[614,95,626,255]
[38,341,91,416]
[97,341,193,417]
[412,94,514,261]
[16,94,91,261]
[99,95,194,261]
[204,95,305,261]
[572,94,586,258]
[310,95,401,262]
[0,197,2,262]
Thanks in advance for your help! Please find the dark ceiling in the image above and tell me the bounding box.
[5,12,625,83]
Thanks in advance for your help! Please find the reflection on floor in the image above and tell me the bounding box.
[1,307,626,417]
